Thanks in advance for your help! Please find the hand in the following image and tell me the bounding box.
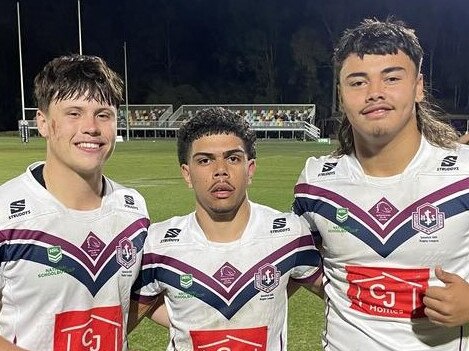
[423,266,469,327]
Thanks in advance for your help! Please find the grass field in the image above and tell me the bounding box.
[0,136,335,350]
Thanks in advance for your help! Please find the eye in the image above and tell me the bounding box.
[385,76,401,84]
[196,157,211,165]
[67,111,80,118]
[227,155,242,164]
[97,112,112,120]
[348,79,366,88]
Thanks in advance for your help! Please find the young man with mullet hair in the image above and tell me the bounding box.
[131,107,322,351]
[0,55,149,351]
[293,18,469,350]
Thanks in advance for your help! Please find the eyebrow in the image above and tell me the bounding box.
[62,106,115,113]
[192,148,246,159]
[344,66,406,79]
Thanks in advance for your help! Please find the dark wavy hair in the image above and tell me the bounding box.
[177,107,257,165]
[333,18,459,156]
[34,54,123,111]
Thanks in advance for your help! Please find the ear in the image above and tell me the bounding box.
[36,109,49,138]
[247,159,256,184]
[415,73,424,103]
[180,164,193,188]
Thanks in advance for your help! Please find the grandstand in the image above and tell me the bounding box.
[19,103,320,140]
[170,104,319,140]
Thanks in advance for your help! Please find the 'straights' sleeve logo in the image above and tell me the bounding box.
[54,306,123,351]
[346,266,429,319]
[190,326,267,351]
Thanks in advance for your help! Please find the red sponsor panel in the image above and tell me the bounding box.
[54,305,123,351]
[190,326,267,351]
[346,266,429,318]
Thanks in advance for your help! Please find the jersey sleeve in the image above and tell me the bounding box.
[292,158,323,249]
[289,214,323,284]
[131,224,163,304]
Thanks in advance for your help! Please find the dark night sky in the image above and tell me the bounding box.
[1,0,469,131]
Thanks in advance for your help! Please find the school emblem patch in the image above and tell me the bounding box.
[254,263,280,293]
[116,238,137,269]
[412,203,445,235]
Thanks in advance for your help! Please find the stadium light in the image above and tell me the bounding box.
[77,0,83,54]
[124,41,130,141]
[16,2,25,121]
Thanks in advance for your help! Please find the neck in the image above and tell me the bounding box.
[195,200,251,243]
[43,162,104,210]
[354,126,421,177]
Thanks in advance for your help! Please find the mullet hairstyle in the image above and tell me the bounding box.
[333,18,459,156]
[34,54,124,112]
[177,107,257,165]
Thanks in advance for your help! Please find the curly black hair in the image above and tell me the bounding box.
[177,107,257,165]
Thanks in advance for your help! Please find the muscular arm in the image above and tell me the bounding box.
[150,298,169,327]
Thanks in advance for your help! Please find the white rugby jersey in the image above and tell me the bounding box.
[0,162,149,351]
[132,201,322,351]
[294,138,469,350]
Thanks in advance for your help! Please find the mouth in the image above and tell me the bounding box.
[210,182,235,199]
[75,142,104,150]
[361,104,393,118]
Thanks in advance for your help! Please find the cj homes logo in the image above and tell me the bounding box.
[190,327,267,351]
[270,218,290,233]
[346,266,429,318]
[54,306,123,351]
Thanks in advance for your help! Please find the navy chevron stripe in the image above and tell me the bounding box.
[134,249,318,319]
[294,193,469,258]
[294,178,469,238]
[0,231,146,296]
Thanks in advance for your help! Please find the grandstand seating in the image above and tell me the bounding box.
[118,105,173,128]
[169,104,316,128]
[20,103,321,140]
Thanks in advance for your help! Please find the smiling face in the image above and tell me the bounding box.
[339,50,424,149]
[37,95,117,178]
[181,133,256,220]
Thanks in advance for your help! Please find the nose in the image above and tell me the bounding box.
[81,115,100,135]
[365,79,385,102]
[213,159,229,179]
